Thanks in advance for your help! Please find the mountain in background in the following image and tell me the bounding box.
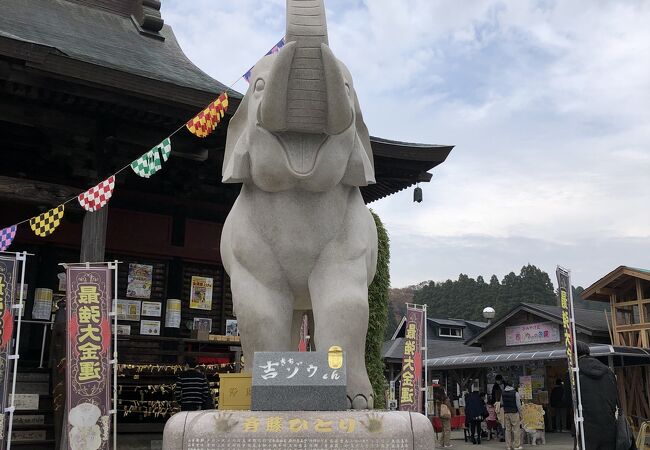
[386,264,608,338]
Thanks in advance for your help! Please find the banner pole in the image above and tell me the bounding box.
[568,269,587,450]
[112,261,118,450]
[6,251,27,450]
[423,304,428,417]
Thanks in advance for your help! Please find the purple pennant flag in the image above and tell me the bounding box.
[0,225,16,251]
[243,37,286,82]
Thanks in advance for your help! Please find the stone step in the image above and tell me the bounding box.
[15,371,50,383]
[13,414,46,425]
[11,429,47,442]
[15,382,50,395]
[10,439,55,449]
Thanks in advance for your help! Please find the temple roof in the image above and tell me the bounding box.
[0,0,453,203]
[0,0,235,106]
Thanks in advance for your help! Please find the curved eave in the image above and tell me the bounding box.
[0,0,242,109]
[362,137,453,204]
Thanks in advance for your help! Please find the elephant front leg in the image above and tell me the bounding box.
[309,257,373,409]
[229,260,294,368]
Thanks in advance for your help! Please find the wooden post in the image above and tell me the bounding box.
[80,133,111,263]
[80,207,108,263]
[611,294,620,346]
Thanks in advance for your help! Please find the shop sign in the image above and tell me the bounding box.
[0,255,17,445]
[519,375,533,400]
[66,267,112,450]
[399,306,424,413]
[505,321,560,346]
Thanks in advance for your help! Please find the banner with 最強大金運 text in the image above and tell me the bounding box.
[399,305,424,412]
[557,266,585,449]
[66,266,112,450]
[0,255,17,444]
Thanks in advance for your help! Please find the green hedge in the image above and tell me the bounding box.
[366,210,390,409]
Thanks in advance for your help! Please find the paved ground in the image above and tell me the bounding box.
[437,430,574,449]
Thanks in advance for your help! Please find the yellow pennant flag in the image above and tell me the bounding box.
[29,204,65,237]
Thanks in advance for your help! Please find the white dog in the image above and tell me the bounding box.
[523,427,546,445]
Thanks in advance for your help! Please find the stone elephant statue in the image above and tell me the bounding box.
[220,0,378,409]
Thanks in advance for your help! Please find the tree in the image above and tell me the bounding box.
[366,211,389,409]
[408,264,558,321]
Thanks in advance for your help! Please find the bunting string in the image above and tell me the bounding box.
[0,36,288,251]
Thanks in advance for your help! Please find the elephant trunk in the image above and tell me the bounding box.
[259,0,353,135]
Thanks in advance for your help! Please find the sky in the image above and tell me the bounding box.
[161,0,650,289]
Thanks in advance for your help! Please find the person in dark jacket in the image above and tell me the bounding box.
[550,378,566,432]
[577,341,618,450]
[174,358,215,411]
[465,389,487,444]
[491,374,503,403]
[502,382,522,450]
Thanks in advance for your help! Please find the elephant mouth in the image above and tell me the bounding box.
[276,132,328,176]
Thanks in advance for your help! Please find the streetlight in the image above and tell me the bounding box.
[483,307,496,325]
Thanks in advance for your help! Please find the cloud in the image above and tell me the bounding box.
[162,0,650,287]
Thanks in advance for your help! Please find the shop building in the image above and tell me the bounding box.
[0,0,453,448]
[425,302,650,429]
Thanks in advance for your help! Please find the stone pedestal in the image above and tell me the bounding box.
[163,410,435,450]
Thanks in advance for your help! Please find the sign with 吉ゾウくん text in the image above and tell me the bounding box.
[252,350,346,411]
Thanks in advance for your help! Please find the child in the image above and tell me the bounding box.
[440,396,453,448]
[485,397,502,440]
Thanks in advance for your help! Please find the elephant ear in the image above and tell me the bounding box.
[222,86,251,184]
[342,89,375,186]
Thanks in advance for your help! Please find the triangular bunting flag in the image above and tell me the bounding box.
[0,225,17,251]
[29,205,65,237]
[78,175,116,212]
[186,93,229,138]
[159,138,172,162]
[131,149,157,178]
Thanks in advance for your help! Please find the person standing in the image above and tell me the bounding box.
[576,341,625,450]
[466,389,487,444]
[550,378,566,432]
[174,358,215,411]
[440,395,453,448]
[492,374,503,403]
[502,381,522,450]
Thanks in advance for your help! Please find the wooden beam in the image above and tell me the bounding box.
[623,269,650,283]
[0,175,80,206]
[611,295,621,346]
[596,287,618,296]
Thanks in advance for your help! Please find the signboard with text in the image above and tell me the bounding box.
[506,321,561,346]
[0,255,17,445]
[399,306,424,412]
[251,350,346,411]
[66,267,111,450]
[557,266,584,449]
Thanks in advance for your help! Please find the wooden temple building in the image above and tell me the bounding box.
[0,0,452,447]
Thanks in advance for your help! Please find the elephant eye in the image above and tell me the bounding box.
[255,79,265,92]
[345,83,351,97]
